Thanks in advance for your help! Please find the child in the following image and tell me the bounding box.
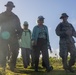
[19,21,31,68]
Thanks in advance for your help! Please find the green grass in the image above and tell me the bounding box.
[0,57,76,75]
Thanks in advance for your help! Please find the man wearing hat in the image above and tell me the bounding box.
[0,1,22,71]
[55,13,76,73]
[32,16,53,72]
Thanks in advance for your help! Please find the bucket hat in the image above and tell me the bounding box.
[60,13,69,19]
[5,1,15,8]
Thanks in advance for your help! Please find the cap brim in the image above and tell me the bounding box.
[38,18,45,20]
[24,24,28,26]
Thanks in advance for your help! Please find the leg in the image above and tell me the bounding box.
[31,49,35,67]
[34,46,40,71]
[21,48,28,68]
[59,43,68,70]
[26,49,31,66]
[0,40,8,70]
[41,44,52,72]
[9,41,19,71]
[68,43,76,72]
[69,43,76,67]
[42,56,46,68]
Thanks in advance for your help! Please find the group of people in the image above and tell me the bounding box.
[0,1,76,73]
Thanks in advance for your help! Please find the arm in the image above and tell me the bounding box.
[55,23,66,37]
[71,25,76,37]
[46,26,52,52]
[46,26,50,45]
[32,27,36,41]
[15,16,22,39]
[48,44,52,53]
[0,12,5,26]
[32,26,37,45]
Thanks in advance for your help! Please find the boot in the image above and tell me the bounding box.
[68,66,75,73]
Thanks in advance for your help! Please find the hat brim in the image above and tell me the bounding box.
[38,18,45,20]
[24,24,28,26]
[60,16,69,19]
[5,5,15,8]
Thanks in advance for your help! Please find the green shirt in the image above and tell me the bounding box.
[19,29,31,48]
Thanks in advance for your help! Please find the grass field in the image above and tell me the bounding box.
[0,57,76,75]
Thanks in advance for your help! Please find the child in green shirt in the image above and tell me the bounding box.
[19,21,31,68]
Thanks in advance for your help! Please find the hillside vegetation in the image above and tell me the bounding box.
[0,57,76,75]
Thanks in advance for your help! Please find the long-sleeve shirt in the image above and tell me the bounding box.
[19,29,31,49]
[55,22,76,44]
[32,25,50,45]
[0,11,22,41]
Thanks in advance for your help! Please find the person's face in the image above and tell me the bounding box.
[23,25,28,30]
[37,20,44,25]
[62,17,68,22]
[6,6,13,12]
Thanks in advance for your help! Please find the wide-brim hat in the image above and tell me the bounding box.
[60,13,69,19]
[5,1,15,8]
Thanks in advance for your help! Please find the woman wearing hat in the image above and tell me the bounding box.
[55,13,76,73]
[32,16,53,72]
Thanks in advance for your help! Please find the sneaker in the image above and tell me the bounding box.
[64,69,70,73]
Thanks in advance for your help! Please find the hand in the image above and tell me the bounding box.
[66,30,72,36]
[73,31,76,37]
[48,44,52,53]
[32,40,36,46]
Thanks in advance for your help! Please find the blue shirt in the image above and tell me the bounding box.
[32,25,50,44]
